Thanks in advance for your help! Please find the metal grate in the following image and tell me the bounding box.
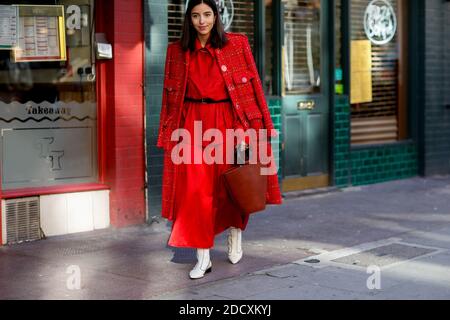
[351,116,399,145]
[5,197,41,245]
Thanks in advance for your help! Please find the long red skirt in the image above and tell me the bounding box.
[168,100,249,249]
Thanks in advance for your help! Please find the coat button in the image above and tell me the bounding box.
[221,65,227,72]
[242,77,247,83]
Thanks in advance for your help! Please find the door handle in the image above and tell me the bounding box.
[297,100,315,111]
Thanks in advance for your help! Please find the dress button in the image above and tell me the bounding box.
[236,104,240,109]
[242,77,247,83]
[221,65,227,72]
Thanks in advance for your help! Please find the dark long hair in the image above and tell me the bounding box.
[181,0,228,52]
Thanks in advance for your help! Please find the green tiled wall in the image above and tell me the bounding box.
[334,96,351,187]
[351,145,418,186]
[268,98,282,181]
[333,95,418,187]
[145,0,169,216]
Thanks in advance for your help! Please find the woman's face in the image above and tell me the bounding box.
[191,3,216,38]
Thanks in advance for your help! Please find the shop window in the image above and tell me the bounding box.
[0,0,97,190]
[350,0,408,145]
[335,0,343,95]
[282,0,321,95]
[167,0,255,48]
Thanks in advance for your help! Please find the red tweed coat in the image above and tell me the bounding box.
[157,32,282,221]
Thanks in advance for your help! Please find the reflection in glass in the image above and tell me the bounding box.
[0,0,98,189]
[283,0,321,95]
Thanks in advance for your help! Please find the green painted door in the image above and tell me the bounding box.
[281,0,330,191]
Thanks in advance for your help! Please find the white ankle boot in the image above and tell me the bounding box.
[228,227,243,264]
[189,249,212,279]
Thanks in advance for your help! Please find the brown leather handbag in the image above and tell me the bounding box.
[223,160,268,215]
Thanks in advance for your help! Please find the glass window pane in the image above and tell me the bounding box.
[0,0,97,189]
[335,0,344,95]
[350,0,408,145]
[283,0,321,95]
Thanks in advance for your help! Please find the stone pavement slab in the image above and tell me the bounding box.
[154,249,450,300]
[0,176,449,300]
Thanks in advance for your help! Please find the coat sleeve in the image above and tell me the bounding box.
[241,35,277,138]
[156,45,171,149]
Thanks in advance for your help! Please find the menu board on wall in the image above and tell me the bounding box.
[13,5,66,62]
[0,5,18,49]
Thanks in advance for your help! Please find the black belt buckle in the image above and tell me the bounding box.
[201,98,208,104]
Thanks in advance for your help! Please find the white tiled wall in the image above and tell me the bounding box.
[40,190,110,237]
[39,194,68,236]
[1,190,110,244]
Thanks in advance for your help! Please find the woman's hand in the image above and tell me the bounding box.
[237,140,249,152]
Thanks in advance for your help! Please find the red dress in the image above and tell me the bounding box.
[168,37,248,249]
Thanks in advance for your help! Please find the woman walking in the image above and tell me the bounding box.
[157,0,282,279]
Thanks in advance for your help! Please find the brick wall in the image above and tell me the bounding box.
[333,96,351,187]
[267,98,283,181]
[350,144,418,186]
[423,0,450,175]
[100,0,146,227]
[333,1,450,185]
[333,96,418,187]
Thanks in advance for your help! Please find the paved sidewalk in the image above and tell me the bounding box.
[155,235,450,300]
[1,176,450,300]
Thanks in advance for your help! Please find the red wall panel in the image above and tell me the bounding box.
[97,0,146,227]
[0,0,145,244]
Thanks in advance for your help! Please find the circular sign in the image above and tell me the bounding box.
[186,0,234,31]
[364,0,397,45]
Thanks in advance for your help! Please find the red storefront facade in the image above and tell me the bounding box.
[0,0,146,245]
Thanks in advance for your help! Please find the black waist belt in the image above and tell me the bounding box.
[184,97,231,104]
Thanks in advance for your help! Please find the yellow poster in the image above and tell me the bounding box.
[351,40,372,104]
